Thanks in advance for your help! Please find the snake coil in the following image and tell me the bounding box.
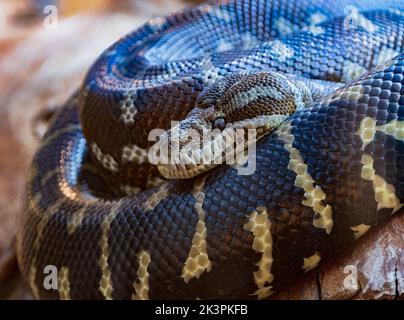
[17,0,404,299]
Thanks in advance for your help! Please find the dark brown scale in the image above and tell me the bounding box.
[220,73,300,122]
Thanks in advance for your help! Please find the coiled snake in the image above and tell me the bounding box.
[17,0,404,299]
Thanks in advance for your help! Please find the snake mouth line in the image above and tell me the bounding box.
[158,161,219,179]
[155,114,288,179]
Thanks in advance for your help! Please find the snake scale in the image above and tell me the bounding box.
[17,0,404,299]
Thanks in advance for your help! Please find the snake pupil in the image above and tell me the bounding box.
[213,117,226,130]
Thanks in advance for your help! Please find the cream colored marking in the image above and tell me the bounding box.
[29,196,65,230]
[361,154,403,214]
[119,90,138,125]
[302,25,324,35]
[26,194,41,298]
[310,13,327,25]
[121,184,142,196]
[357,117,377,151]
[200,3,215,14]
[200,57,221,85]
[42,124,81,147]
[376,119,404,143]
[275,17,294,35]
[91,143,119,172]
[303,252,321,272]
[284,77,311,111]
[132,251,151,300]
[99,202,121,300]
[357,117,404,151]
[375,47,400,66]
[202,67,221,84]
[147,17,166,30]
[231,84,283,109]
[27,165,38,187]
[182,177,212,283]
[67,206,88,235]
[28,193,42,214]
[351,224,372,240]
[146,175,166,189]
[277,122,334,234]
[240,33,259,49]
[232,114,289,131]
[388,8,404,17]
[342,62,367,83]
[28,197,65,299]
[324,84,363,105]
[28,265,39,299]
[122,144,148,164]
[270,40,294,62]
[58,267,71,300]
[140,183,171,212]
[217,39,234,52]
[356,13,379,33]
[243,207,274,299]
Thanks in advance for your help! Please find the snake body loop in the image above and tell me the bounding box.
[17,0,404,299]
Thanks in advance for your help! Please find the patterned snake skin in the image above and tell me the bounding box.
[17,0,404,299]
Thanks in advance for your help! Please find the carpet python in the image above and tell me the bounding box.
[17,0,404,299]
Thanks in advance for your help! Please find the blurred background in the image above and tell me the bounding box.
[0,0,202,300]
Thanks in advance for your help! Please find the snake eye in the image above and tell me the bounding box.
[213,117,226,130]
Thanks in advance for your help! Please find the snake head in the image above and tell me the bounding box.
[155,71,313,179]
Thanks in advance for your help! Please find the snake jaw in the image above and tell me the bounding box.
[155,117,221,179]
[155,113,290,179]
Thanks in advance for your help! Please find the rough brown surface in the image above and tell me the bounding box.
[0,0,402,300]
[271,212,404,300]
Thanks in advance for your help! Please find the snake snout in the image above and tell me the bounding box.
[153,117,209,179]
